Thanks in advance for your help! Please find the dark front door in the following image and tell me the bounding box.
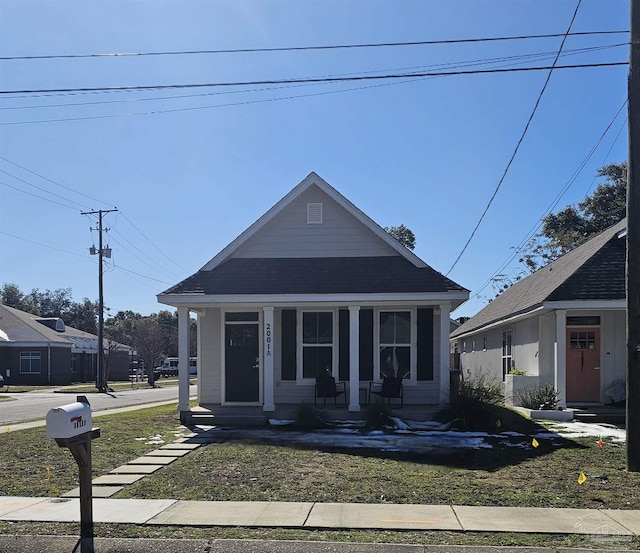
[225,323,259,402]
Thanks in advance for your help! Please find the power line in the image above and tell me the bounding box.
[0,167,92,209]
[0,156,116,208]
[0,43,625,109]
[446,0,584,276]
[0,62,626,97]
[119,213,187,274]
[470,98,628,300]
[0,179,81,210]
[0,230,91,259]
[0,63,627,127]
[0,30,627,61]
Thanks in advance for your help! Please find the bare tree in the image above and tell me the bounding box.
[134,317,165,388]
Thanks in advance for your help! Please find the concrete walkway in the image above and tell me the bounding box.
[0,495,639,537]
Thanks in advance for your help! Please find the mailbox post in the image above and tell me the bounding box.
[46,396,100,553]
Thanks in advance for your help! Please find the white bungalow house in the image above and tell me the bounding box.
[450,219,627,408]
[157,172,469,423]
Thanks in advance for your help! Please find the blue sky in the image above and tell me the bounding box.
[0,0,630,318]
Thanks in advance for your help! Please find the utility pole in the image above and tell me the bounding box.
[82,209,118,392]
[628,0,640,471]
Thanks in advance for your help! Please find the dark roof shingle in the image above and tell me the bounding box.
[451,219,626,338]
[162,256,468,296]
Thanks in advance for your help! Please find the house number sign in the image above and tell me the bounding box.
[265,323,272,357]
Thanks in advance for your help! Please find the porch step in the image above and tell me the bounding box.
[571,408,626,425]
[187,411,268,427]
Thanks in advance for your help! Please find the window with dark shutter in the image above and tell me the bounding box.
[417,308,434,381]
[281,310,297,380]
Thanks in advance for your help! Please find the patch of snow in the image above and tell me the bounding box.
[547,421,626,442]
[268,419,295,426]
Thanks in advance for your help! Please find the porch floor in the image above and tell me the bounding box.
[187,403,442,427]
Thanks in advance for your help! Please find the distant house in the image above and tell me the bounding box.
[0,304,133,386]
[158,172,469,422]
[450,219,627,407]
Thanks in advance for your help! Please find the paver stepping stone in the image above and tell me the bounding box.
[62,486,123,498]
[110,464,163,475]
[129,456,177,465]
[146,448,190,457]
[92,474,146,485]
[160,443,200,450]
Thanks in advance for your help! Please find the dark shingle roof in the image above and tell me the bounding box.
[162,256,468,296]
[451,218,626,338]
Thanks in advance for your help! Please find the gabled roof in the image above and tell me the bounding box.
[160,172,468,304]
[451,218,627,338]
[200,172,428,271]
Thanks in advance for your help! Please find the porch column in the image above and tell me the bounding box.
[177,306,190,422]
[263,307,275,412]
[348,305,361,412]
[439,303,451,405]
[554,309,567,407]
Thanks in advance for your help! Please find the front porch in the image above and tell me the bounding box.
[186,403,442,427]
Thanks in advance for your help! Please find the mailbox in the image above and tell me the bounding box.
[46,401,92,439]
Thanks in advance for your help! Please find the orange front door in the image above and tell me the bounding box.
[566,328,600,402]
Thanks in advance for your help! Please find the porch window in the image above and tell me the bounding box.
[501,330,512,380]
[20,351,41,374]
[302,311,333,378]
[379,311,411,379]
[570,331,596,350]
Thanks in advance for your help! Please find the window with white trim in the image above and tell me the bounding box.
[378,311,411,379]
[20,351,41,374]
[502,330,512,380]
[301,311,333,379]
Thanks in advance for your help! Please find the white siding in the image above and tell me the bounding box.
[538,312,555,386]
[234,185,397,258]
[199,307,222,404]
[458,329,503,382]
[580,310,626,398]
[512,316,539,376]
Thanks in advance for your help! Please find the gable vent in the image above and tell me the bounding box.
[307,202,323,224]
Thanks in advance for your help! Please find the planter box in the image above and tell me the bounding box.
[504,375,539,407]
[514,406,573,421]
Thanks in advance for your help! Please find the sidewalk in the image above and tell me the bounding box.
[1,495,639,536]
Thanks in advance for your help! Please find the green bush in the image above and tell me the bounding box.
[518,384,559,410]
[294,404,326,430]
[364,402,392,430]
[450,371,504,430]
[508,368,528,376]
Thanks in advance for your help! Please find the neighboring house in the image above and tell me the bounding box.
[0,304,133,386]
[157,172,469,422]
[450,219,627,407]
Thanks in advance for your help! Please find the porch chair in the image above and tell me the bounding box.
[314,376,346,408]
[369,377,403,408]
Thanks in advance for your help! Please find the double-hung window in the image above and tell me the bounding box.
[301,311,334,379]
[379,311,412,379]
[501,330,512,380]
[20,351,41,374]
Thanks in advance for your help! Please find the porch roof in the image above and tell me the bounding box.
[160,256,468,298]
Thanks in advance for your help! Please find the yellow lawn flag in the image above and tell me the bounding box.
[532,438,539,448]
[578,471,587,485]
